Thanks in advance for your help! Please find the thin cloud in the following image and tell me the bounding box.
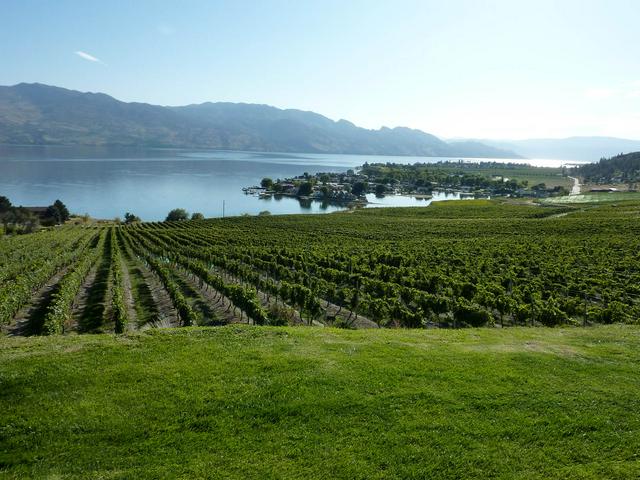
[75,50,103,63]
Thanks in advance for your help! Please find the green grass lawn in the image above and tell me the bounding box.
[1,325,639,479]
[435,164,572,189]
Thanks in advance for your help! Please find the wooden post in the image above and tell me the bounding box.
[583,294,588,327]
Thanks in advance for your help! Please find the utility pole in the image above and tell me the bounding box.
[222,200,225,218]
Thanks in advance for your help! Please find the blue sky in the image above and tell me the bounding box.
[1,0,639,139]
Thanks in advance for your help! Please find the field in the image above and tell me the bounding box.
[429,163,572,188]
[542,192,640,204]
[1,325,640,479]
[1,200,640,478]
[1,200,640,335]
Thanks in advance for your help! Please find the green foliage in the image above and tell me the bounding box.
[350,181,367,196]
[45,199,70,224]
[109,228,128,333]
[0,204,41,233]
[2,200,640,333]
[142,255,197,327]
[454,298,492,327]
[297,181,313,196]
[0,195,11,213]
[165,208,189,222]
[42,230,106,334]
[0,227,99,326]
[118,200,640,329]
[124,212,141,224]
[360,161,571,192]
[575,151,640,184]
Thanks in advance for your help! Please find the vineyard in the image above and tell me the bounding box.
[2,199,639,335]
[2,199,640,479]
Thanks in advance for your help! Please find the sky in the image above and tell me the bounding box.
[1,0,639,140]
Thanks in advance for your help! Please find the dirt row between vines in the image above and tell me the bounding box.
[67,264,99,333]
[3,265,72,336]
[127,256,180,329]
[174,268,244,325]
[119,255,138,330]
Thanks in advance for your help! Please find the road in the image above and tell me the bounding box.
[568,176,581,195]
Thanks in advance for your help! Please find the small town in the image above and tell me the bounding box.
[243,162,573,205]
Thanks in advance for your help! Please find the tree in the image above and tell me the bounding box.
[124,212,141,224]
[297,182,313,196]
[191,212,205,220]
[260,178,273,189]
[258,210,271,216]
[45,199,70,225]
[165,208,189,221]
[351,181,367,197]
[375,184,386,196]
[0,196,11,213]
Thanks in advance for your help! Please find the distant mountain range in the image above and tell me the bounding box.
[2,83,638,161]
[0,83,519,158]
[467,137,640,162]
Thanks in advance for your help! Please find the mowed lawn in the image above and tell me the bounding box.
[1,326,639,479]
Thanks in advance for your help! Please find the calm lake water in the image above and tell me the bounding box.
[0,145,582,221]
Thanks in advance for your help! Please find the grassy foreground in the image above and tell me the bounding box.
[1,326,639,479]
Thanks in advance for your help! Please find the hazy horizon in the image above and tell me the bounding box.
[2,0,639,140]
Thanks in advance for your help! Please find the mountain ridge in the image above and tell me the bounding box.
[0,83,520,158]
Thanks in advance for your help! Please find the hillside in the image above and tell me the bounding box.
[574,151,640,184]
[0,83,520,158]
[1,325,639,479]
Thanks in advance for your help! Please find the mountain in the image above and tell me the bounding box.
[0,83,520,158]
[476,137,640,162]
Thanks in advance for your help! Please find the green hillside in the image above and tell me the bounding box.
[574,151,640,184]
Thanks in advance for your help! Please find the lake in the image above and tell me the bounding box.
[0,145,582,221]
